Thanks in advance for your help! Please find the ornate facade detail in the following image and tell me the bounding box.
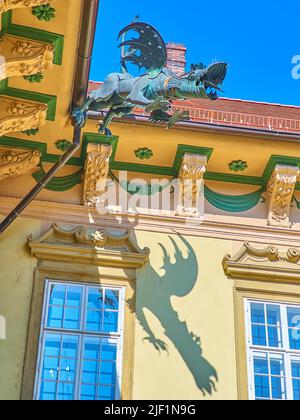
[0,96,47,137]
[223,242,300,282]
[83,142,112,206]
[267,164,300,227]
[0,0,48,13]
[176,153,207,218]
[0,35,54,81]
[0,148,41,181]
[28,223,150,269]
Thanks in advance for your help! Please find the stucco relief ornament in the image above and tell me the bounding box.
[0,1,49,13]
[72,18,227,136]
[0,149,41,181]
[267,164,300,227]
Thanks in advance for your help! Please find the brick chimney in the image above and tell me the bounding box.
[166,43,186,76]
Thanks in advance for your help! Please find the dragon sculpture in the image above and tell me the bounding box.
[72,20,228,136]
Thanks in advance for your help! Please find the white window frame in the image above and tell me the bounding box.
[245,298,300,400]
[34,279,125,401]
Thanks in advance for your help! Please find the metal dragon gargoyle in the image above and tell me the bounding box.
[72,20,228,136]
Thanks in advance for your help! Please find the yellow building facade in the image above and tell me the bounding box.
[0,0,300,401]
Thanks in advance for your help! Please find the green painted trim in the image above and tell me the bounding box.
[32,165,82,191]
[261,155,300,190]
[1,11,64,65]
[204,186,265,212]
[204,172,263,186]
[0,85,57,121]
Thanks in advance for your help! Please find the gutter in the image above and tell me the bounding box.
[0,0,99,236]
[88,111,300,143]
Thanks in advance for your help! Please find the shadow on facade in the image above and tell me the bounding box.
[128,234,218,396]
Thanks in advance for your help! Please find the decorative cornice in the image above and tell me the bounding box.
[0,1,48,13]
[223,242,300,282]
[0,148,41,181]
[267,164,300,227]
[0,95,47,136]
[28,223,150,269]
[83,143,112,206]
[0,34,54,81]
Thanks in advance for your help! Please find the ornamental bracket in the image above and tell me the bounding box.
[267,164,300,227]
[0,96,47,137]
[0,148,41,182]
[0,1,49,13]
[176,153,207,218]
[0,35,54,81]
[83,143,113,206]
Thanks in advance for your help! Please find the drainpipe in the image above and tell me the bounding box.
[0,0,99,236]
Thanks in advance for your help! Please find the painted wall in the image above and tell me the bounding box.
[133,231,237,400]
[0,216,41,400]
[0,218,236,400]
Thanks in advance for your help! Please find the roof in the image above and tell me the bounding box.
[88,81,300,134]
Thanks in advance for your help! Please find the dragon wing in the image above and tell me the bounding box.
[118,22,167,77]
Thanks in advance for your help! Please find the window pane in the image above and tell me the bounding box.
[83,337,101,361]
[39,381,57,400]
[251,303,265,324]
[98,385,115,400]
[82,359,100,384]
[104,289,119,310]
[44,333,61,357]
[47,306,64,328]
[49,284,66,306]
[66,286,82,308]
[42,356,59,381]
[252,324,267,346]
[103,311,118,332]
[86,310,103,332]
[57,382,75,400]
[63,307,81,330]
[254,356,270,399]
[270,358,285,400]
[287,307,300,350]
[81,384,97,400]
[292,361,300,401]
[87,288,103,310]
[267,305,280,326]
[268,326,281,348]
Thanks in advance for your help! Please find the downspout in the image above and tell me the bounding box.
[0,0,99,236]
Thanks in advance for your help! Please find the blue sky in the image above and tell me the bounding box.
[90,0,300,106]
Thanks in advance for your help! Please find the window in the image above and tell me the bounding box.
[245,300,300,400]
[34,280,125,400]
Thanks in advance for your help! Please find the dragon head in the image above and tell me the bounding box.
[183,62,228,100]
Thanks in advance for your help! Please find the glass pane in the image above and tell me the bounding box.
[87,288,103,310]
[104,289,119,310]
[268,326,281,348]
[252,324,267,346]
[57,382,75,400]
[80,384,97,400]
[47,306,64,328]
[44,333,61,357]
[98,385,115,400]
[63,307,81,330]
[59,358,76,383]
[254,357,269,375]
[251,302,265,324]
[288,307,300,350]
[267,305,281,326]
[62,335,79,359]
[49,284,66,306]
[254,374,270,399]
[83,337,101,360]
[39,381,57,400]
[270,358,285,400]
[66,286,82,308]
[103,311,118,333]
[292,361,300,400]
[42,356,59,381]
[86,310,103,332]
[82,359,100,385]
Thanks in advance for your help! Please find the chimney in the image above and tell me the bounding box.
[166,43,186,76]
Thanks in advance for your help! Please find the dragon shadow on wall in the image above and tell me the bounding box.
[72,19,228,136]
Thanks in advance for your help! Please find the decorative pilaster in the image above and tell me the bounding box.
[0,0,48,13]
[0,35,54,81]
[176,153,207,217]
[83,143,112,206]
[267,164,300,227]
[0,96,47,137]
[0,149,41,181]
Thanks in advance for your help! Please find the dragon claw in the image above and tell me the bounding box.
[98,124,112,137]
[71,107,87,128]
[143,335,168,352]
